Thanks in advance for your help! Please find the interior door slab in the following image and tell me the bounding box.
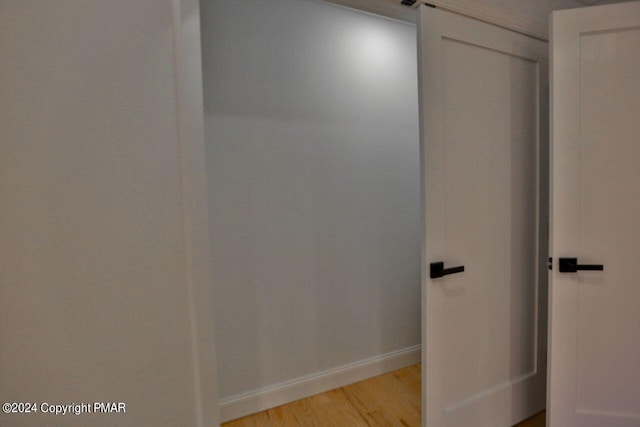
[549,3,640,426]
[419,6,548,427]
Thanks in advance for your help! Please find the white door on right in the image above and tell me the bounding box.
[549,2,640,427]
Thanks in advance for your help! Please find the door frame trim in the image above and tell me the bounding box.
[322,0,549,40]
[424,0,548,41]
[173,0,220,425]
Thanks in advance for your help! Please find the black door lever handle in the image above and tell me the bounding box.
[559,257,604,273]
[430,261,465,279]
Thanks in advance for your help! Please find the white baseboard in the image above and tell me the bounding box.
[219,344,421,423]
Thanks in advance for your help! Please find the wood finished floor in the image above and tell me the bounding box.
[222,364,545,427]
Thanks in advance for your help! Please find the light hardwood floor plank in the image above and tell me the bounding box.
[265,405,299,427]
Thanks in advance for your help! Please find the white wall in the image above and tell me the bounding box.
[0,1,217,426]
[201,0,421,400]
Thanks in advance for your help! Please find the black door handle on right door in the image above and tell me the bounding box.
[558,257,604,273]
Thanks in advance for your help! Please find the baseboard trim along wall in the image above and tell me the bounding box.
[219,344,421,423]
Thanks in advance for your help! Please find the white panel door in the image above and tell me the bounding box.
[419,6,548,427]
[549,3,640,427]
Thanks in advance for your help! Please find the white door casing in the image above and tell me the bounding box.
[419,5,548,427]
[549,3,640,426]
